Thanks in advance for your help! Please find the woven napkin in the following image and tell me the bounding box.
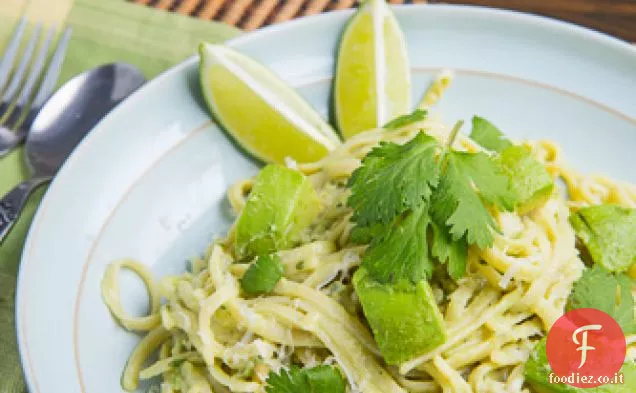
[0,1,239,391]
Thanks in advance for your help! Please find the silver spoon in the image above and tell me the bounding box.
[0,63,145,243]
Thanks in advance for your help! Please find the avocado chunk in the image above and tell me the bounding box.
[498,145,554,214]
[569,204,636,273]
[525,338,636,392]
[352,267,446,364]
[235,165,320,259]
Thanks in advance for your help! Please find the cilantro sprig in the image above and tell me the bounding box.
[348,123,517,282]
[265,365,346,393]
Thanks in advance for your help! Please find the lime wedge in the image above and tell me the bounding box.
[199,43,341,164]
[334,0,411,138]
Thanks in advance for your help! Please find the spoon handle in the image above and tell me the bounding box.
[0,178,47,244]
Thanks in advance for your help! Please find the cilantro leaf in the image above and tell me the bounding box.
[349,222,384,244]
[430,219,468,280]
[469,116,512,152]
[383,109,428,129]
[566,265,635,335]
[362,205,433,283]
[265,367,306,393]
[497,145,553,214]
[470,117,553,213]
[570,204,636,273]
[431,151,515,249]
[265,365,346,393]
[240,254,283,295]
[347,132,440,227]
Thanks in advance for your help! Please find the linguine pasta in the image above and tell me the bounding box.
[102,114,636,393]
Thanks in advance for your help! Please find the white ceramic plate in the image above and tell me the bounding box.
[16,5,636,393]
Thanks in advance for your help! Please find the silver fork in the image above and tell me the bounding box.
[0,18,72,157]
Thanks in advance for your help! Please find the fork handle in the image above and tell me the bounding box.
[0,177,48,244]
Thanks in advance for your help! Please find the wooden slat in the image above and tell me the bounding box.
[198,0,226,19]
[428,0,636,42]
[243,0,279,30]
[433,0,636,14]
[177,0,202,14]
[272,0,304,22]
[221,0,253,25]
[303,0,332,15]
[155,0,176,10]
[330,0,357,10]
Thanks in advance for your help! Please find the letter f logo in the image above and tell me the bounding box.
[572,324,602,368]
[546,309,625,388]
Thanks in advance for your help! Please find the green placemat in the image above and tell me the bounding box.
[0,1,239,391]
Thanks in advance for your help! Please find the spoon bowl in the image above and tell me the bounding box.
[26,63,145,178]
[0,63,145,242]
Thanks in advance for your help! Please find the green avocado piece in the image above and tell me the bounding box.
[525,338,636,392]
[235,165,320,259]
[569,204,636,273]
[498,145,554,214]
[352,267,446,365]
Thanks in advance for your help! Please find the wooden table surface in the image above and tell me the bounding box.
[429,0,636,43]
[137,0,636,43]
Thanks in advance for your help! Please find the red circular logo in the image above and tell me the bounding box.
[546,308,626,388]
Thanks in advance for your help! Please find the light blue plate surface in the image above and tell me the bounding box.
[16,5,636,393]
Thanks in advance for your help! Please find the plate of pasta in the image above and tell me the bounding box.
[16,2,636,393]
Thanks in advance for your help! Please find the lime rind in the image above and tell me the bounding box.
[371,0,388,126]
[383,7,411,118]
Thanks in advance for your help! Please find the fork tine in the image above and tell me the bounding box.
[0,17,27,92]
[15,26,55,107]
[31,27,72,110]
[2,27,56,130]
[0,25,72,156]
[0,23,42,107]
[11,27,73,133]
